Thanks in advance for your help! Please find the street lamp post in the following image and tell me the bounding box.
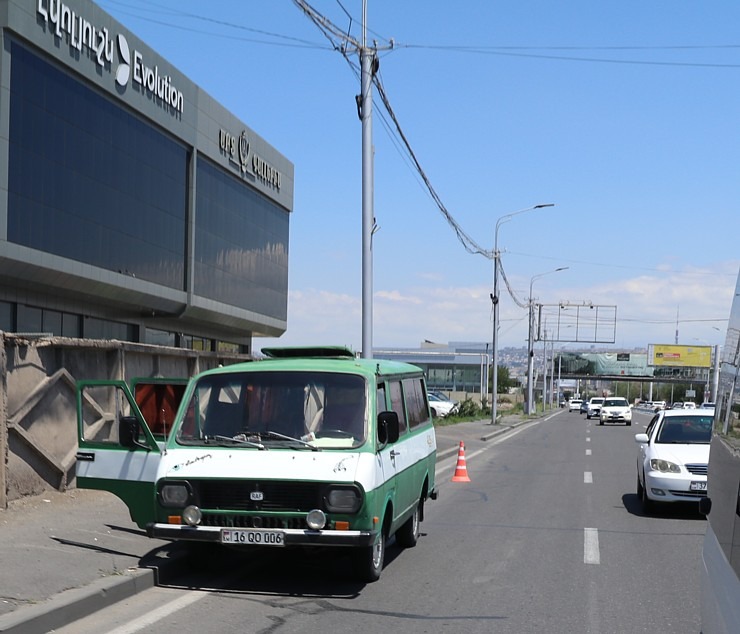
[527,267,568,414]
[490,203,554,424]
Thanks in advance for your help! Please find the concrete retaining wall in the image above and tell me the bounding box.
[0,333,249,509]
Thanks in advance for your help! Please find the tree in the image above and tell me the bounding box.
[491,365,516,395]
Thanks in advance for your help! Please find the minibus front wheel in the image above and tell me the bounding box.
[354,523,387,582]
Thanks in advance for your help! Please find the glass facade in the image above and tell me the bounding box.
[195,158,288,320]
[83,316,137,341]
[0,302,13,331]
[7,41,187,290]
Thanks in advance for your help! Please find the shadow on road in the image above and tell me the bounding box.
[621,493,706,520]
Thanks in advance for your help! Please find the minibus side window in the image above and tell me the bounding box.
[403,377,430,429]
[389,380,408,436]
[376,383,387,415]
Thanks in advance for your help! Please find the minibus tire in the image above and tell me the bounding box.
[396,500,421,548]
[354,528,386,582]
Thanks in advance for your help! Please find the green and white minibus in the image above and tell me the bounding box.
[75,346,438,582]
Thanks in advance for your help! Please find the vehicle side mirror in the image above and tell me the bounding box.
[377,411,400,445]
[699,497,712,516]
[634,433,649,444]
[119,415,150,450]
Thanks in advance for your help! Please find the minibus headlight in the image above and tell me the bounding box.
[324,486,362,513]
[159,482,192,507]
[182,505,202,526]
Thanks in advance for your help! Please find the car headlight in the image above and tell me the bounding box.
[159,482,193,507]
[649,459,681,473]
[324,485,363,513]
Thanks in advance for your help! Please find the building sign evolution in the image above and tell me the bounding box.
[219,128,282,191]
[36,0,184,116]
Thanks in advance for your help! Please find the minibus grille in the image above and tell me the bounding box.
[201,514,305,529]
[194,480,323,512]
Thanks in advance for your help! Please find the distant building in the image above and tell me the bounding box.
[0,0,294,353]
[374,342,495,394]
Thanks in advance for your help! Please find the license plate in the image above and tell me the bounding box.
[690,481,707,491]
[221,529,285,546]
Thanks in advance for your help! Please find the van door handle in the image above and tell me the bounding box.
[390,450,400,457]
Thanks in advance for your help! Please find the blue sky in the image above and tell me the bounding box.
[98,0,740,354]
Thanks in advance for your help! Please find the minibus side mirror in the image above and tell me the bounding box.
[377,411,400,445]
[119,415,150,451]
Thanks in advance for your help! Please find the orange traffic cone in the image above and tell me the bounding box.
[451,441,471,482]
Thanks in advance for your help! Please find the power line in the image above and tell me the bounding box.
[100,1,740,66]
[398,43,740,69]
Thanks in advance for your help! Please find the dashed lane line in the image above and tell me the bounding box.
[584,528,600,564]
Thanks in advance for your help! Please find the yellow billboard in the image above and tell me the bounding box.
[647,344,712,368]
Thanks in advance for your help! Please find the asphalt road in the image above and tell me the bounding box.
[49,408,704,634]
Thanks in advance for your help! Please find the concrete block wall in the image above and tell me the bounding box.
[0,333,249,508]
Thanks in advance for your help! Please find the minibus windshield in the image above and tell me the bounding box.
[177,371,367,449]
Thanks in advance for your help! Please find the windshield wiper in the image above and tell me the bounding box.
[260,430,320,451]
[208,434,267,450]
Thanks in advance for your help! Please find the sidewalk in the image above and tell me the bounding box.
[433,413,535,461]
[0,412,543,633]
[0,489,185,634]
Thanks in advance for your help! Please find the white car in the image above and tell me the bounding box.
[599,397,632,426]
[586,397,605,420]
[634,409,713,512]
[671,401,696,410]
[427,392,459,418]
[568,399,583,412]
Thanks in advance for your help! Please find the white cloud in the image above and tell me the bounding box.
[256,263,739,354]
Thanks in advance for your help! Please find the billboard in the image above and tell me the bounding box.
[647,344,712,368]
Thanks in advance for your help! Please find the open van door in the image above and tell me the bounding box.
[75,380,166,527]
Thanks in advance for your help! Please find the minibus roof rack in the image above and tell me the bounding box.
[261,346,356,359]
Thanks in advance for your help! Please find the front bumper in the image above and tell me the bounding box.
[644,471,707,502]
[148,523,377,547]
[600,412,632,423]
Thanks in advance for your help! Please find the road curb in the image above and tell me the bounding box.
[0,555,189,634]
[0,568,153,634]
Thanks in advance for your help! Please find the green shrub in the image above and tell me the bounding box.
[456,398,482,417]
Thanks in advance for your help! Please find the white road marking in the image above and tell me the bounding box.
[584,527,600,564]
[586,436,591,442]
[105,591,208,634]
[586,449,591,456]
[584,471,593,483]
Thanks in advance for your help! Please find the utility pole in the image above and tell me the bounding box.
[293,1,383,360]
[360,0,375,359]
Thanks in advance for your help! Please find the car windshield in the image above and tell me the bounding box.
[176,370,367,449]
[655,416,713,444]
[603,399,628,407]
[591,398,604,404]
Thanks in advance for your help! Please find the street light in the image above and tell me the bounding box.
[527,266,568,415]
[490,203,554,424]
